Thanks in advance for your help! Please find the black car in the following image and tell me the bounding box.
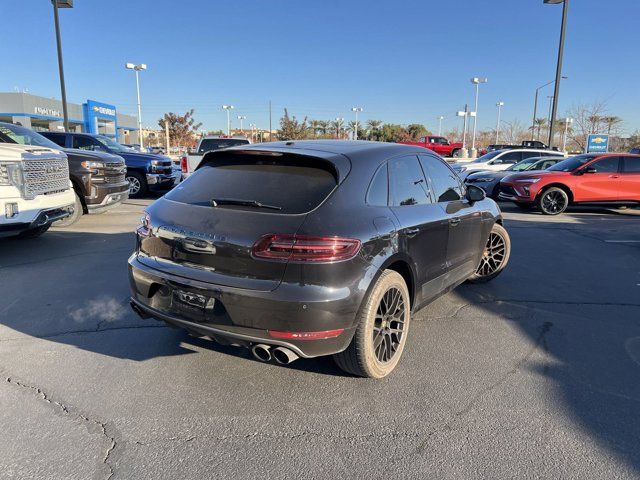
[128,141,510,378]
[465,156,564,199]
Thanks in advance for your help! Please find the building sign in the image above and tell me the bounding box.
[34,106,61,117]
[586,134,609,153]
[91,105,116,117]
[83,99,118,137]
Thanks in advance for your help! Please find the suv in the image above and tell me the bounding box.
[129,141,510,378]
[182,136,251,176]
[0,143,75,238]
[451,149,565,180]
[0,123,129,225]
[42,132,180,198]
[499,153,640,214]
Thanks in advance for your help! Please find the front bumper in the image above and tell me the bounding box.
[86,183,130,213]
[0,204,74,237]
[497,184,534,203]
[128,255,358,358]
[146,171,181,191]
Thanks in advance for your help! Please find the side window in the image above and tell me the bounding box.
[521,151,542,160]
[389,155,431,206]
[45,133,66,148]
[499,151,523,163]
[418,136,426,143]
[366,163,389,206]
[419,155,463,203]
[73,136,99,151]
[622,156,640,173]
[590,156,620,173]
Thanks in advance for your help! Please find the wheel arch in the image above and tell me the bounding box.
[69,177,88,214]
[379,255,416,309]
[537,183,574,203]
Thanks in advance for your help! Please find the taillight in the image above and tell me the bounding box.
[268,329,345,340]
[137,211,151,237]
[180,155,188,173]
[252,234,361,262]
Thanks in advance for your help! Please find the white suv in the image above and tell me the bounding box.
[451,149,566,179]
[0,143,75,238]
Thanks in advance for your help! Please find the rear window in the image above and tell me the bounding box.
[198,138,249,154]
[166,154,338,214]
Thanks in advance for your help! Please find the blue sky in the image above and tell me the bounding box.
[2,0,639,134]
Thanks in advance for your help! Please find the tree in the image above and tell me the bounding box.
[533,118,547,140]
[366,119,383,141]
[278,108,308,140]
[602,116,623,135]
[500,119,529,144]
[406,124,430,140]
[331,119,345,139]
[158,110,202,147]
[308,120,321,137]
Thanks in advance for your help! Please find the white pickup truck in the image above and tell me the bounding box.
[0,143,76,238]
[181,136,250,177]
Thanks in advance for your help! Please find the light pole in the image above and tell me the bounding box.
[562,117,573,152]
[437,116,445,136]
[545,0,570,148]
[125,63,147,149]
[237,115,246,133]
[531,76,567,140]
[52,0,73,132]
[335,117,344,139]
[495,102,504,144]
[249,123,256,142]
[470,77,488,157]
[456,105,475,157]
[351,107,363,140]
[222,105,234,137]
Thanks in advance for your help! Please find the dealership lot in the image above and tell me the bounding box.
[1,200,639,479]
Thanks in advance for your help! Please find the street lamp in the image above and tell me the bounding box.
[237,115,246,133]
[562,117,574,152]
[222,105,234,137]
[351,107,363,140]
[125,63,147,149]
[544,0,570,148]
[51,0,73,132]
[495,102,504,144]
[249,123,256,142]
[531,76,567,140]
[456,105,476,157]
[470,77,488,156]
[437,116,445,136]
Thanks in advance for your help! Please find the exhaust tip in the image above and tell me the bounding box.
[272,347,299,365]
[252,344,272,362]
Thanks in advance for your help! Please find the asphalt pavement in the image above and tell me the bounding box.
[1,199,639,479]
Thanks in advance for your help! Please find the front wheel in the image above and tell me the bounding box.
[126,172,148,199]
[333,270,410,378]
[451,149,462,158]
[54,191,83,227]
[468,223,511,283]
[537,187,569,215]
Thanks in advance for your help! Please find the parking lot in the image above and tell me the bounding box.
[1,200,639,479]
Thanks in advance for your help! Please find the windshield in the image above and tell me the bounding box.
[0,123,62,150]
[471,151,502,163]
[95,135,135,153]
[547,155,595,172]
[507,157,541,172]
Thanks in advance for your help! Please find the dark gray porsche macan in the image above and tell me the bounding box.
[128,141,511,378]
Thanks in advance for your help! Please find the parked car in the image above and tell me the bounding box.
[42,132,180,198]
[499,153,640,214]
[478,140,550,156]
[630,148,640,154]
[129,141,510,378]
[465,156,564,199]
[0,123,129,225]
[181,136,251,176]
[451,149,565,180]
[398,136,464,158]
[0,143,75,238]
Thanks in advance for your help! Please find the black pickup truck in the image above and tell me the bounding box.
[480,140,553,156]
[0,122,129,226]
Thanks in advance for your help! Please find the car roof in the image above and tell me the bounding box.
[494,148,561,154]
[237,140,427,157]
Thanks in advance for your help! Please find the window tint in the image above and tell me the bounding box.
[198,138,249,154]
[498,151,523,163]
[41,132,67,148]
[420,155,463,202]
[623,156,640,173]
[73,135,102,151]
[590,156,619,173]
[366,164,388,206]
[389,155,430,206]
[166,154,337,214]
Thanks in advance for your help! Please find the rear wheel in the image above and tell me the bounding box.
[54,191,83,227]
[126,172,148,199]
[452,149,462,158]
[333,270,410,378]
[468,223,511,283]
[537,187,569,215]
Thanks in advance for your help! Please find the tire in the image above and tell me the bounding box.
[333,270,411,379]
[54,191,83,227]
[452,149,462,158]
[19,224,51,239]
[537,186,569,215]
[126,172,148,199]
[514,201,534,210]
[468,223,511,283]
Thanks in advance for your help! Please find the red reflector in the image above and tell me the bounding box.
[252,234,361,262]
[180,155,188,173]
[268,329,344,340]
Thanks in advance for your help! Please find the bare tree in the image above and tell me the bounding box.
[564,101,614,150]
[500,119,528,144]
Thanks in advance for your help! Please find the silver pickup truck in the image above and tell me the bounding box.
[181,136,250,177]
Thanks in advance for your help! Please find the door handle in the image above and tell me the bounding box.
[405,228,420,237]
[449,218,461,226]
[609,175,620,179]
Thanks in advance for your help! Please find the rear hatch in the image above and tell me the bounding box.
[137,149,344,291]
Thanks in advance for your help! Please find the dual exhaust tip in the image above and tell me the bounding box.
[252,344,299,365]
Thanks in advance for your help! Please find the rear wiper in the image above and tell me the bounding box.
[210,198,282,211]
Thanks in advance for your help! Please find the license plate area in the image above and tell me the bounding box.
[170,288,215,321]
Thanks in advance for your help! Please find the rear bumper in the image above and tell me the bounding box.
[128,254,358,358]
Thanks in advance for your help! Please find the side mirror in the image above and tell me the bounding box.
[584,166,597,174]
[466,185,485,203]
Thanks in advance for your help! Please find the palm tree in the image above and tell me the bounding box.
[534,118,547,140]
[331,119,344,139]
[307,120,321,137]
[317,120,330,136]
[366,119,383,141]
[347,120,361,139]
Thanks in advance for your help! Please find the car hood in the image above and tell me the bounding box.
[466,170,506,181]
[63,148,124,163]
[501,171,568,183]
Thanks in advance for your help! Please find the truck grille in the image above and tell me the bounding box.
[23,157,69,199]
[106,173,126,184]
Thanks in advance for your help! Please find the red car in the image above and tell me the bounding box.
[399,136,463,157]
[498,153,640,215]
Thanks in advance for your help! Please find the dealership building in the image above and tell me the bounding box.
[0,92,140,144]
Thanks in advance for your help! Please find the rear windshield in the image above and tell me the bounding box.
[198,138,249,154]
[166,154,338,214]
